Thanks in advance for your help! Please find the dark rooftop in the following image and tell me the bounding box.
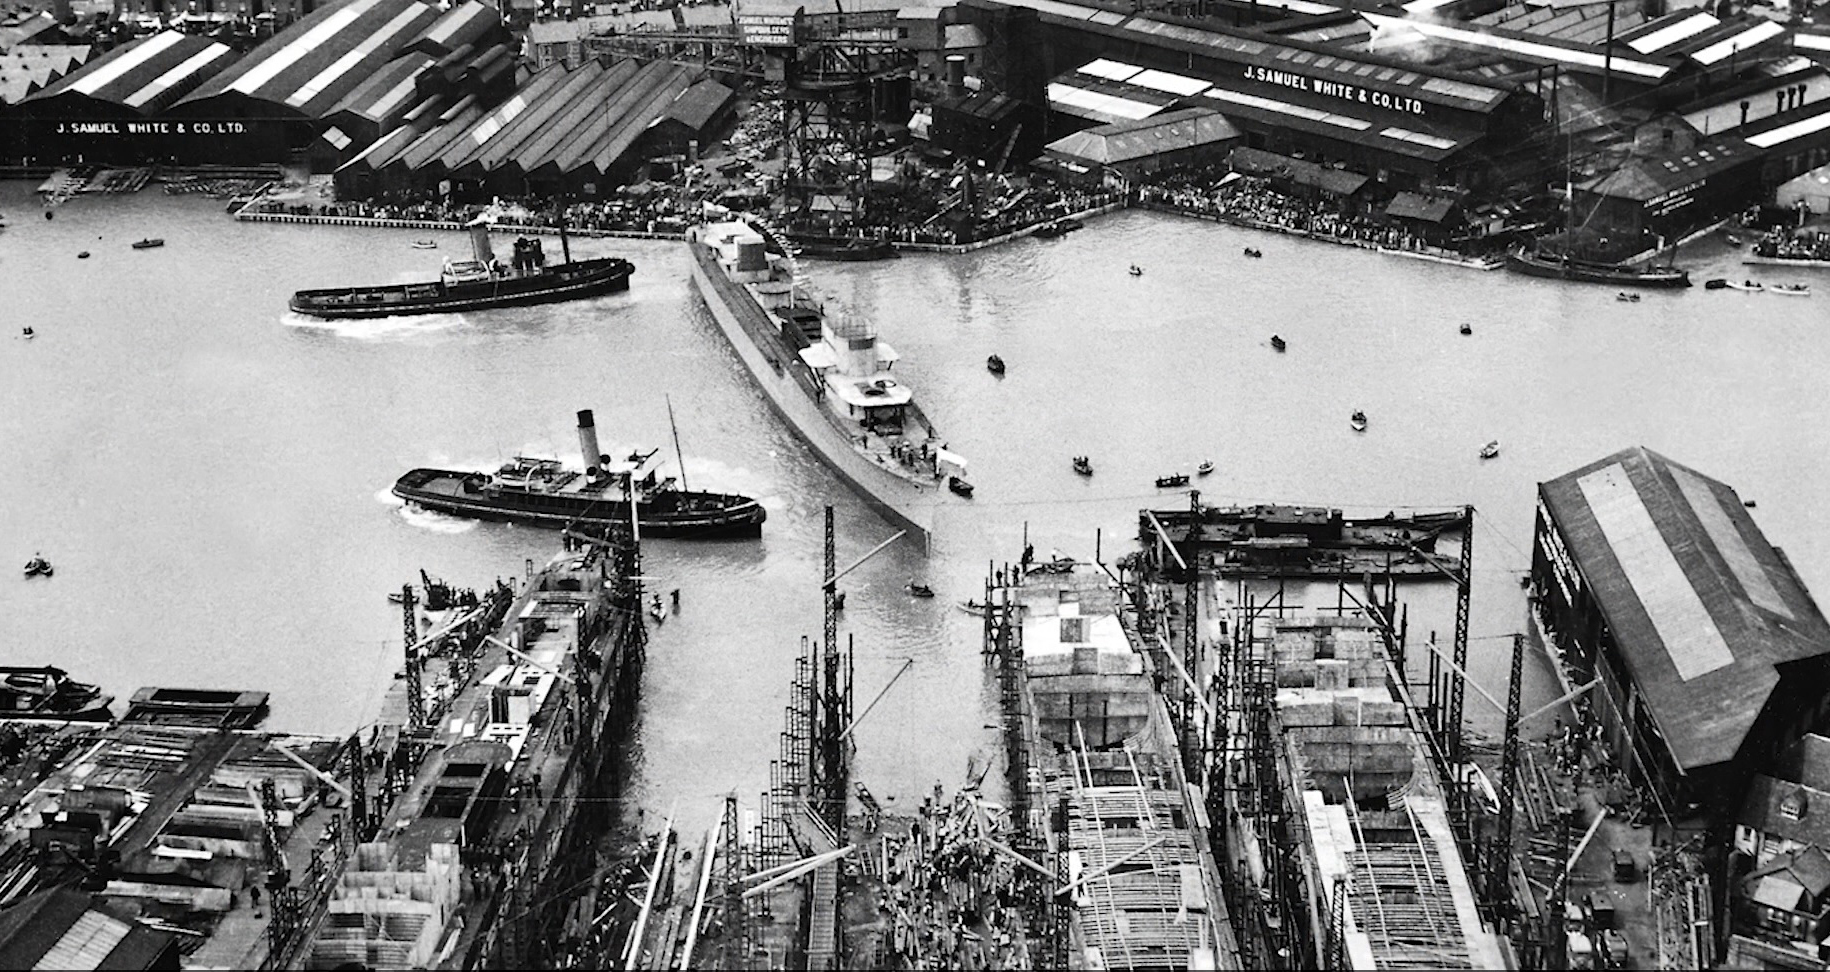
[1538,447,1830,772]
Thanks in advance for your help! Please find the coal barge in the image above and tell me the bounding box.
[1505,247,1691,288]
[289,218,633,319]
[393,410,766,538]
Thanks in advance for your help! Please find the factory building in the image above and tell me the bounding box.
[1531,447,1830,818]
[6,31,239,164]
[959,0,1543,193]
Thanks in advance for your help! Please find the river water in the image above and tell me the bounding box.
[4,184,1826,834]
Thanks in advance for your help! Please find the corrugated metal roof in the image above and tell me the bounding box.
[585,63,692,172]
[1044,106,1240,164]
[540,60,679,174]
[1361,13,1676,80]
[1689,19,1786,66]
[662,77,734,132]
[0,45,86,105]
[408,0,499,57]
[24,31,232,114]
[326,52,434,126]
[515,59,641,172]
[177,0,440,118]
[1620,10,1719,53]
[456,59,607,174]
[1580,138,1754,201]
[1539,447,1830,772]
[1384,190,1458,221]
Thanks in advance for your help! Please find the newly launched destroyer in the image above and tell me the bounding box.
[686,219,966,547]
[393,410,765,538]
[290,218,633,319]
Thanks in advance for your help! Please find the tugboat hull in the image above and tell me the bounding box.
[393,468,765,539]
[290,257,634,319]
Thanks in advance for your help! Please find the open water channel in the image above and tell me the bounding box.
[3,184,1827,834]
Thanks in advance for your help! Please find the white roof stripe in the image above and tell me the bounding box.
[424,2,487,44]
[1626,12,1718,54]
[1204,86,1373,130]
[70,30,184,96]
[122,43,229,109]
[1362,13,1672,79]
[1129,68,1209,96]
[1577,463,1734,682]
[1691,20,1785,65]
[1669,465,1792,620]
[367,68,424,120]
[469,94,528,145]
[285,2,426,108]
[1046,82,1162,121]
[1747,108,1830,149]
[1382,126,1457,149]
[1077,58,1142,82]
[1797,33,1830,53]
[231,0,386,97]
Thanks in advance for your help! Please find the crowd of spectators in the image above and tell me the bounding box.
[1753,226,1830,261]
[1138,167,1486,258]
[244,189,701,236]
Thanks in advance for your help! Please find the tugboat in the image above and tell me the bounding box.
[392,410,765,538]
[291,217,633,319]
[1270,334,1287,352]
[23,553,52,578]
[131,238,164,250]
[986,354,1006,375]
[1156,472,1190,488]
[1351,410,1368,432]
[1072,456,1093,476]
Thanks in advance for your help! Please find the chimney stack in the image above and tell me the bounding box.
[577,410,604,475]
[945,55,966,101]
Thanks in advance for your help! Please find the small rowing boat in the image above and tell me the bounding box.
[1351,410,1368,432]
[1156,473,1189,488]
[1480,440,1500,460]
[1771,283,1811,296]
[131,238,164,250]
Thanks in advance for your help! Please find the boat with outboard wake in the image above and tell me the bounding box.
[291,217,632,319]
[685,218,967,548]
[392,410,765,539]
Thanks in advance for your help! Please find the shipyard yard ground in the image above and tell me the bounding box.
[5,183,1830,844]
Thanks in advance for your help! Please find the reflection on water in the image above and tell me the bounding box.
[4,187,1827,834]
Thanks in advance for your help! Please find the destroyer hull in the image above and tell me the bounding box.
[686,235,933,548]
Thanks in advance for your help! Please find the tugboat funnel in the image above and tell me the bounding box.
[467,216,495,266]
[578,410,603,475]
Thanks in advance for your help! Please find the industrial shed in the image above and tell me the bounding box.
[336,57,705,201]
[404,0,505,59]
[168,0,444,159]
[7,31,238,164]
[307,52,435,171]
[1532,447,1830,816]
[1041,107,1240,187]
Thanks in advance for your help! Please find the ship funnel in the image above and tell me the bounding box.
[578,410,604,476]
[467,216,495,266]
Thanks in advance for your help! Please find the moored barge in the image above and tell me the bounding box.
[1506,247,1691,288]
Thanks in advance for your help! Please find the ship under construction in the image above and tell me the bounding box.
[1125,497,1518,970]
